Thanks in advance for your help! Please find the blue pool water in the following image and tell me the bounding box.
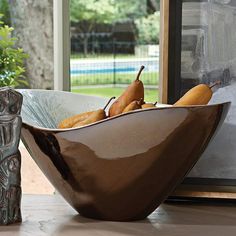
[71,67,136,75]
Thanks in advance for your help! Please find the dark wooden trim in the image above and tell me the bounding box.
[183,177,236,187]
[167,1,183,104]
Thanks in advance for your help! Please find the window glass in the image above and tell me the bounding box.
[70,0,160,102]
[181,0,236,180]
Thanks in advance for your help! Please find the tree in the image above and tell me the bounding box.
[71,0,160,54]
[135,11,160,44]
[70,0,117,56]
[147,0,160,13]
[0,0,11,26]
[113,0,147,22]
[8,0,53,89]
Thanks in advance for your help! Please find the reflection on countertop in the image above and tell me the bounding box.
[1,194,236,236]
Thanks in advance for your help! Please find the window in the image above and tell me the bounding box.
[69,0,160,102]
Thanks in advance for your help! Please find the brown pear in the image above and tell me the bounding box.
[73,97,115,128]
[58,111,94,129]
[122,99,143,113]
[109,66,145,117]
[72,109,106,128]
[142,102,157,109]
[174,82,220,106]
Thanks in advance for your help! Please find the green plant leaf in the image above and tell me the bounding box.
[0,16,29,87]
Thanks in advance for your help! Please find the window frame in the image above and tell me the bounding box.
[54,0,163,94]
[53,0,71,91]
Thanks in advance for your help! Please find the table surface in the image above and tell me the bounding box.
[1,194,236,236]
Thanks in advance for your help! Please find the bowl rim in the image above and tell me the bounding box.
[19,89,231,132]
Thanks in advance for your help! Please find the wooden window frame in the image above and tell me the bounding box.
[159,0,182,104]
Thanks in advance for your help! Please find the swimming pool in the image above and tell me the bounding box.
[70,57,159,76]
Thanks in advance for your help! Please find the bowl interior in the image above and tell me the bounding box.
[19,90,109,129]
[18,89,170,129]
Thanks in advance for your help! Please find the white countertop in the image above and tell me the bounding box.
[1,194,236,236]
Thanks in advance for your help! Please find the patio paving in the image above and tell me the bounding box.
[20,144,55,194]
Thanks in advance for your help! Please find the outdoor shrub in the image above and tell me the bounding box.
[0,14,28,87]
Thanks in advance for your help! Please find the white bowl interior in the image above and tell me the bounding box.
[19,89,171,129]
[19,90,108,129]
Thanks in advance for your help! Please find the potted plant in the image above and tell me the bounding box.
[0,14,28,87]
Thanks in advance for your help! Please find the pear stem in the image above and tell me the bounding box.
[136,65,145,81]
[103,96,116,110]
[210,81,221,89]
[154,101,157,106]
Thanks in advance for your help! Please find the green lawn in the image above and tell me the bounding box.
[72,87,159,102]
[71,72,159,86]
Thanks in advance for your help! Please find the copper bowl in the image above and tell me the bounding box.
[19,90,230,221]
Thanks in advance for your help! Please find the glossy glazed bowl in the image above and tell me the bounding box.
[19,89,230,221]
